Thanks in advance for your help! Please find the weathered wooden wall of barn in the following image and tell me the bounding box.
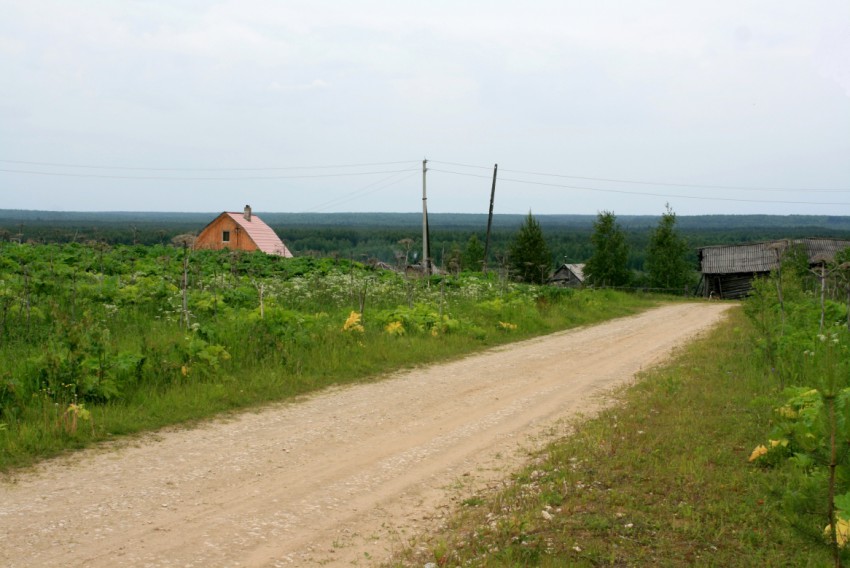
[704,272,763,299]
[550,267,583,288]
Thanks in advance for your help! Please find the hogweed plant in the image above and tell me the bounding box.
[384,321,405,336]
[60,399,93,436]
[752,330,850,566]
[342,311,365,333]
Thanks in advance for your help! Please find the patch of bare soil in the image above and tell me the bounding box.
[0,303,731,567]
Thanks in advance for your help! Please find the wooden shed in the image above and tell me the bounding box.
[549,263,585,288]
[195,205,293,257]
[698,238,850,299]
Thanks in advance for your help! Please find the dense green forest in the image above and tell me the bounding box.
[3,209,850,273]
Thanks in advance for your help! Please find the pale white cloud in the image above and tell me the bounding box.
[815,20,850,97]
[268,78,330,92]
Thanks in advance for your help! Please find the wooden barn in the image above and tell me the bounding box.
[698,238,850,299]
[195,205,293,257]
[549,263,585,288]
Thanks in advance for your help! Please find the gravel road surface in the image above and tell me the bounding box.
[0,302,731,567]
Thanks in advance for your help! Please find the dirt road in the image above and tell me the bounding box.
[0,303,731,567]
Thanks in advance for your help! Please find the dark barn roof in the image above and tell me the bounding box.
[699,238,850,275]
[698,238,850,299]
[549,263,585,287]
[700,241,781,274]
[799,238,850,263]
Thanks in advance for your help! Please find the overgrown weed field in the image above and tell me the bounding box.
[0,242,659,472]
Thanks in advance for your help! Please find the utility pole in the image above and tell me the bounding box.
[422,159,431,275]
[483,163,498,272]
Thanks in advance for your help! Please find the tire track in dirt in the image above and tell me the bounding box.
[0,302,732,567]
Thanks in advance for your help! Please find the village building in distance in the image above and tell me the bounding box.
[195,205,293,257]
[549,263,585,288]
[698,238,850,299]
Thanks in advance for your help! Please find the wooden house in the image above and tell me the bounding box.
[549,263,585,288]
[195,205,293,257]
[698,238,850,299]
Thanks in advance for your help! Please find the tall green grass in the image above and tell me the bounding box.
[0,242,662,471]
[391,307,831,567]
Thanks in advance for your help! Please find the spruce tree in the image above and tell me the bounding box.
[463,234,485,271]
[585,211,631,287]
[508,211,551,284]
[645,204,691,289]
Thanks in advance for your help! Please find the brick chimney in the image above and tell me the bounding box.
[244,205,252,222]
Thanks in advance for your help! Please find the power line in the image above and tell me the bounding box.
[427,160,492,171]
[303,170,419,213]
[429,168,850,206]
[0,167,419,181]
[5,155,847,192]
[429,159,850,193]
[499,168,850,193]
[4,155,847,199]
[0,158,418,172]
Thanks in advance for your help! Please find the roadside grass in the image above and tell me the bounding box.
[391,306,830,567]
[0,288,661,473]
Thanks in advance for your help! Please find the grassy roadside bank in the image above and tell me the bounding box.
[1,287,661,473]
[391,306,830,567]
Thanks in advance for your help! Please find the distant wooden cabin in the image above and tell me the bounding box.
[404,261,441,277]
[549,263,585,288]
[698,238,850,299]
[195,205,293,257]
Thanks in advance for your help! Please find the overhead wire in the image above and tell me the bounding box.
[303,170,419,213]
[427,159,492,171]
[0,167,419,181]
[429,168,850,206]
[3,155,848,206]
[428,160,850,193]
[0,158,418,172]
[4,156,846,192]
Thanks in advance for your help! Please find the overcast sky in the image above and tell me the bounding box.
[1,1,848,216]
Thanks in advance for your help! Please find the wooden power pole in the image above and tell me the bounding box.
[483,163,498,271]
[422,159,431,275]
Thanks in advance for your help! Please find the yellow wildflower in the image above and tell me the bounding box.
[748,444,768,462]
[769,439,788,448]
[342,311,365,333]
[776,406,797,419]
[385,321,405,336]
[68,403,91,422]
[825,518,850,547]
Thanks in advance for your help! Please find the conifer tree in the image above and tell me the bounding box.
[585,211,631,287]
[508,211,551,284]
[645,204,691,289]
[463,234,485,271]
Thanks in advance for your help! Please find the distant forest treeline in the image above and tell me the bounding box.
[3,210,850,272]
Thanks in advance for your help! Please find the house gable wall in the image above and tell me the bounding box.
[195,214,260,253]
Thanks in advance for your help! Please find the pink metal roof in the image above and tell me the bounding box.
[224,212,293,257]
